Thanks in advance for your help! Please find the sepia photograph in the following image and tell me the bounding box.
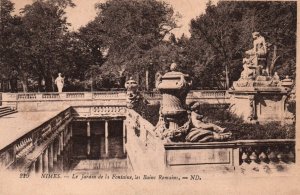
[0,0,298,194]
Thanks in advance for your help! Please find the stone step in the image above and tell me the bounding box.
[0,107,11,112]
[0,107,17,118]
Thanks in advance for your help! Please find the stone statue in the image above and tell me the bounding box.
[239,58,255,80]
[185,102,232,142]
[55,73,64,93]
[245,32,267,75]
[124,77,148,109]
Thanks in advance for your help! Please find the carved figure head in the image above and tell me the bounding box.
[252,32,260,39]
[170,63,178,71]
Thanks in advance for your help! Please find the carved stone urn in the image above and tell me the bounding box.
[157,63,192,130]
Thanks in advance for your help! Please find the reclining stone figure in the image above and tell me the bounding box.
[185,102,232,142]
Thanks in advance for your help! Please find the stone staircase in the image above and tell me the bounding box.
[0,106,17,117]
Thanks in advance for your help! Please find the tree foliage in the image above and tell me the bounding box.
[80,0,180,89]
[187,1,296,89]
[0,0,296,91]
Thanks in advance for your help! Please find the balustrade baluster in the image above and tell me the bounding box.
[259,151,268,163]
[241,150,248,165]
[277,152,284,164]
[287,151,295,163]
[268,149,278,169]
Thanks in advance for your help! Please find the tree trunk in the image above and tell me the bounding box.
[225,64,229,89]
[45,75,53,92]
[269,45,277,76]
[38,76,42,92]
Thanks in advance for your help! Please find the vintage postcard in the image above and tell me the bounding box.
[0,0,299,194]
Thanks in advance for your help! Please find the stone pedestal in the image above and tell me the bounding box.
[229,87,293,124]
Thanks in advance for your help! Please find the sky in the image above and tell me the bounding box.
[11,0,218,37]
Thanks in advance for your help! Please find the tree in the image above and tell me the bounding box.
[187,1,296,89]
[80,0,180,90]
[18,0,75,91]
[0,0,16,88]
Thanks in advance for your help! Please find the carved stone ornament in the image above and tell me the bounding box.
[154,63,231,142]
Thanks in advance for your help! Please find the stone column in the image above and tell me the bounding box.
[37,155,43,173]
[105,138,108,155]
[31,161,36,174]
[57,137,61,156]
[60,132,64,152]
[87,121,91,137]
[42,149,49,173]
[53,140,58,171]
[48,143,54,172]
[105,120,108,154]
[123,137,126,154]
[64,127,68,145]
[123,120,126,138]
[87,139,91,156]
[63,128,67,147]
[105,121,108,138]
[70,123,73,138]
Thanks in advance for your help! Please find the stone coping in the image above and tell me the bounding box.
[164,139,295,149]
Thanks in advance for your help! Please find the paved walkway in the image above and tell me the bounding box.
[0,108,68,150]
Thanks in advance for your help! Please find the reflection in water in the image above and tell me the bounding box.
[58,122,129,173]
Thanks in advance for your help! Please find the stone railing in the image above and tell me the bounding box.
[2,92,126,102]
[1,90,231,111]
[72,105,127,118]
[2,90,229,102]
[125,108,295,173]
[238,139,295,168]
[0,107,73,173]
[164,139,295,173]
[190,90,228,98]
[125,109,165,171]
[142,90,229,99]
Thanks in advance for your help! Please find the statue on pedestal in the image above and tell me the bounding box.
[55,73,64,93]
[230,33,295,124]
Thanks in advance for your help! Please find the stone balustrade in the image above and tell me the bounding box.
[2,90,229,102]
[72,105,126,118]
[2,92,126,102]
[239,140,295,168]
[125,109,169,171]
[1,90,233,111]
[0,107,73,173]
[15,136,34,159]
[126,109,295,173]
[191,90,228,98]
[164,139,295,173]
